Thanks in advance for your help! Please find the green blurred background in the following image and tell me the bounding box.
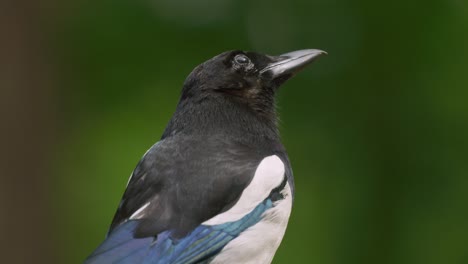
[1,0,468,263]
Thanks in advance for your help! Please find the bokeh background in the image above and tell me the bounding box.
[1,0,468,263]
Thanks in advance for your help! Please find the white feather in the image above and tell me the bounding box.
[210,183,293,264]
[129,202,150,219]
[203,155,285,225]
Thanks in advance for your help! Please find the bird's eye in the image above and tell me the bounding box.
[234,54,250,65]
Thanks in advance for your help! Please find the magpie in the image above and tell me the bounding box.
[85,49,326,264]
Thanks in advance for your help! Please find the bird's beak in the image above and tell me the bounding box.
[260,49,326,79]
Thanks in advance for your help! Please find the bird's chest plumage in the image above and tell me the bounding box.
[204,156,293,264]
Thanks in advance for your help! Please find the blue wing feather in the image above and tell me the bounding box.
[85,198,273,264]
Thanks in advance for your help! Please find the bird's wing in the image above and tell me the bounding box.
[85,136,288,264]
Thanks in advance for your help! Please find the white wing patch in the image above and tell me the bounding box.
[203,155,285,226]
[210,183,293,264]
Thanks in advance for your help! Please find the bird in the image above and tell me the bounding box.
[85,49,326,264]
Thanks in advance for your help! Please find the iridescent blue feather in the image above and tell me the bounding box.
[85,198,273,264]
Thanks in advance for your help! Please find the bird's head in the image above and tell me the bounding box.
[166,49,325,139]
[180,49,325,115]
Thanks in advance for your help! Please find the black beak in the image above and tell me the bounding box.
[260,49,326,79]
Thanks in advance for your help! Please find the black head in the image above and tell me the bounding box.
[164,49,325,140]
[180,49,325,115]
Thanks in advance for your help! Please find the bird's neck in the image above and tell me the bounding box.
[162,94,279,143]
